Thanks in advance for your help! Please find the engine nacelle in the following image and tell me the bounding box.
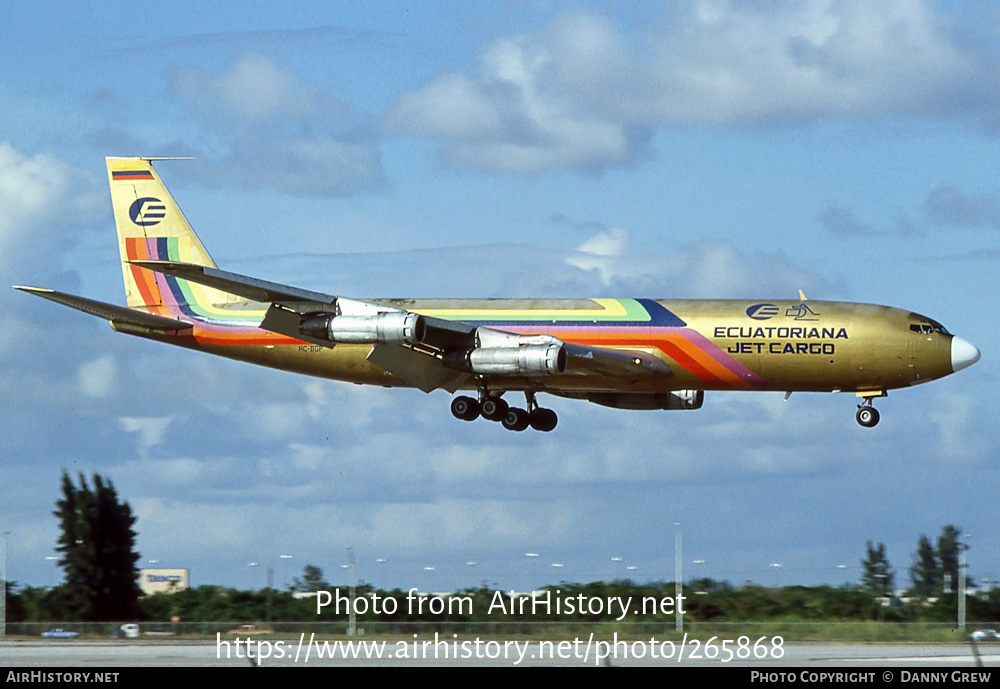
[446,343,567,376]
[582,390,705,410]
[299,311,425,345]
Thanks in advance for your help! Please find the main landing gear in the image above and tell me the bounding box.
[855,399,881,428]
[450,391,558,432]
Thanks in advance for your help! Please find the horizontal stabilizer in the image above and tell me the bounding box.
[129,261,336,306]
[13,286,191,331]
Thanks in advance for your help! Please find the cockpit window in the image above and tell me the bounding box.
[907,313,951,335]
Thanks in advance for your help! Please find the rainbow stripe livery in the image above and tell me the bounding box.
[421,298,766,390]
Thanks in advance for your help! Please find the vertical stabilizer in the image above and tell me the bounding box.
[106,157,230,314]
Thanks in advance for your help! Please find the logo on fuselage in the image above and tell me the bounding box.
[746,303,779,320]
[747,302,822,321]
[786,303,820,321]
[129,197,166,227]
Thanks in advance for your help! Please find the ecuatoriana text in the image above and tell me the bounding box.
[714,327,848,339]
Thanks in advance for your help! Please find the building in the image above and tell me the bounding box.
[139,568,190,595]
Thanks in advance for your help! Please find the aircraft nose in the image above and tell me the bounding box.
[951,336,981,372]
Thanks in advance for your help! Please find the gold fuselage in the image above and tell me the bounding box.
[126,298,954,396]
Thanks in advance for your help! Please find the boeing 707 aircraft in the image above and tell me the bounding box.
[15,157,980,432]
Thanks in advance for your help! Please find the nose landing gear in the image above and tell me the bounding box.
[855,398,881,428]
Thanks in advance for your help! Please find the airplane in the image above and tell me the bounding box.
[15,157,981,432]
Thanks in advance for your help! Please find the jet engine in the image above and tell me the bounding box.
[299,311,426,345]
[445,343,567,376]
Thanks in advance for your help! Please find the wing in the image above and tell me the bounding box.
[129,260,672,392]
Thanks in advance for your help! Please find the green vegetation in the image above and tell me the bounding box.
[52,471,142,621]
[7,577,1000,628]
[8,476,990,643]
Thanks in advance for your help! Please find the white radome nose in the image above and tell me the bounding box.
[951,336,981,372]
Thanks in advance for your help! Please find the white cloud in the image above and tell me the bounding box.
[388,15,641,173]
[0,142,102,262]
[172,56,384,196]
[687,242,754,296]
[133,498,257,551]
[152,458,207,485]
[76,356,117,399]
[362,499,575,552]
[642,0,978,124]
[250,379,391,441]
[388,1,996,173]
[565,227,628,285]
[924,185,1000,230]
[562,227,824,297]
[927,392,988,461]
[118,416,173,457]
[174,54,318,125]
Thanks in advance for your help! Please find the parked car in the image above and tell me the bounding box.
[227,624,273,634]
[970,629,999,641]
[112,623,140,639]
[41,628,79,639]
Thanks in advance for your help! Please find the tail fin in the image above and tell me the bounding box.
[107,157,232,315]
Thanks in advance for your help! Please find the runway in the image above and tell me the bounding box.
[2,640,998,668]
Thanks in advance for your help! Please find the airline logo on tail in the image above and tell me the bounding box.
[128,198,166,226]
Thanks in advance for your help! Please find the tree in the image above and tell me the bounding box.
[861,541,894,597]
[910,534,939,597]
[292,564,330,592]
[54,472,142,620]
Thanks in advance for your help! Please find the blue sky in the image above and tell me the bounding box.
[1,1,998,596]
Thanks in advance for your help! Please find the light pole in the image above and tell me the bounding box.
[611,555,623,581]
[693,559,706,594]
[874,573,887,623]
[278,554,293,590]
[675,523,683,633]
[346,546,357,637]
[525,553,540,592]
[465,560,478,589]
[375,557,387,590]
[1,532,9,638]
[958,536,969,631]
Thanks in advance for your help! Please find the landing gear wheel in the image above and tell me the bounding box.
[856,405,880,428]
[451,396,480,421]
[480,397,509,422]
[502,407,530,431]
[529,408,558,432]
